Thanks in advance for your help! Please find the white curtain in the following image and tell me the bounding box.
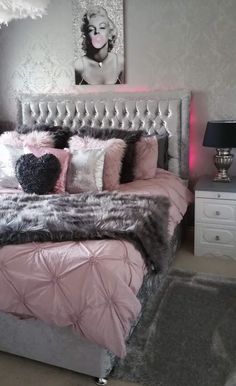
[0,0,50,26]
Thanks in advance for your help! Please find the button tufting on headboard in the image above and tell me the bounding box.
[17,90,191,179]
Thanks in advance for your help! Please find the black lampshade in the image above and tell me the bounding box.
[203,120,236,148]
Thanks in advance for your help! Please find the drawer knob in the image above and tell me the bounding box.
[215,211,220,216]
[215,235,220,241]
[217,194,221,198]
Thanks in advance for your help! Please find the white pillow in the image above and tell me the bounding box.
[66,148,105,193]
[0,144,24,189]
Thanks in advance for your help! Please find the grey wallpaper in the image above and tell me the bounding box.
[0,0,236,180]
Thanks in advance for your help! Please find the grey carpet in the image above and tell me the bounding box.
[111,269,236,386]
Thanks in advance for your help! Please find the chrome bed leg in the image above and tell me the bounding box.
[95,378,108,385]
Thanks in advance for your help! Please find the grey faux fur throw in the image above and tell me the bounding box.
[0,192,170,272]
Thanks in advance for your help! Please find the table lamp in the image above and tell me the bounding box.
[203,120,236,182]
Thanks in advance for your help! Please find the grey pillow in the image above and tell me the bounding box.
[157,133,169,170]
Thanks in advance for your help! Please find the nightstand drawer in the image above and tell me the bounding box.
[194,224,236,259]
[201,227,234,245]
[195,190,236,200]
[195,199,236,224]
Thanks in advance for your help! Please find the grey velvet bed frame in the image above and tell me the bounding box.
[0,90,191,383]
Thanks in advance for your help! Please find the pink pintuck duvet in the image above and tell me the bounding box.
[0,169,192,357]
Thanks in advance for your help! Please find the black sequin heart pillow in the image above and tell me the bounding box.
[15,153,61,194]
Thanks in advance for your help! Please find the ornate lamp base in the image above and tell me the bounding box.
[213,148,233,182]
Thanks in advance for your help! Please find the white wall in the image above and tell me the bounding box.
[0,0,236,181]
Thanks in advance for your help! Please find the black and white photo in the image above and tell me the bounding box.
[72,0,124,85]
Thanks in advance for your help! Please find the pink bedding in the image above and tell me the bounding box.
[0,170,192,357]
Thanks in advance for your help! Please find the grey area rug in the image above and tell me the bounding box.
[111,269,236,386]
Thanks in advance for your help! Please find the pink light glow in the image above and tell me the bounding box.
[189,100,197,173]
[69,85,151,94]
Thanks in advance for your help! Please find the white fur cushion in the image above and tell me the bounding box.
[0,144,24,188]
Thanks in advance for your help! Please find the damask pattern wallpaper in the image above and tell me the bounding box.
[0,0,236,178]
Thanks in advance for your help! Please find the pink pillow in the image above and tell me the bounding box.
[24,146,70,193]
[0,130,55,148]
[0,131,23,147]
[69,136,126,190]
[134,136,158,180]
[22,131,55,148]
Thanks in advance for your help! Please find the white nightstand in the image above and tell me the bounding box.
[194,176,236,260]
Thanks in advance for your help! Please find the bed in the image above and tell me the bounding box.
[0,90,192,384]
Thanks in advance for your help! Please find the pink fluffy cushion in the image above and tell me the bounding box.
[134,136,158,180]
[22,131,55,148]
[0,130,55,148]
[0,131,23,147]
[69,136,126,190]
[24,146,70,193]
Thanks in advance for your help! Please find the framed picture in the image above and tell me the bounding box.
[72,0,124,85]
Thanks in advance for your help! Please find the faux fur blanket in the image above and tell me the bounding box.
[0,192,170,272]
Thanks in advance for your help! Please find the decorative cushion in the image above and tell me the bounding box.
[24,146,70,193]
[0,130,55,148]
[66,148,105,193]
[69,136,126,190]
[15,153,61,195]
[0,144,24,189]
[157,133,169,170]
[134,135,158,180]
[22,131,55,148]
[0,131,23,148]
[78,127,143,184]
[17,124,71,149]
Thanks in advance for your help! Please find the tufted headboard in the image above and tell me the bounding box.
[16,90,191,180]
